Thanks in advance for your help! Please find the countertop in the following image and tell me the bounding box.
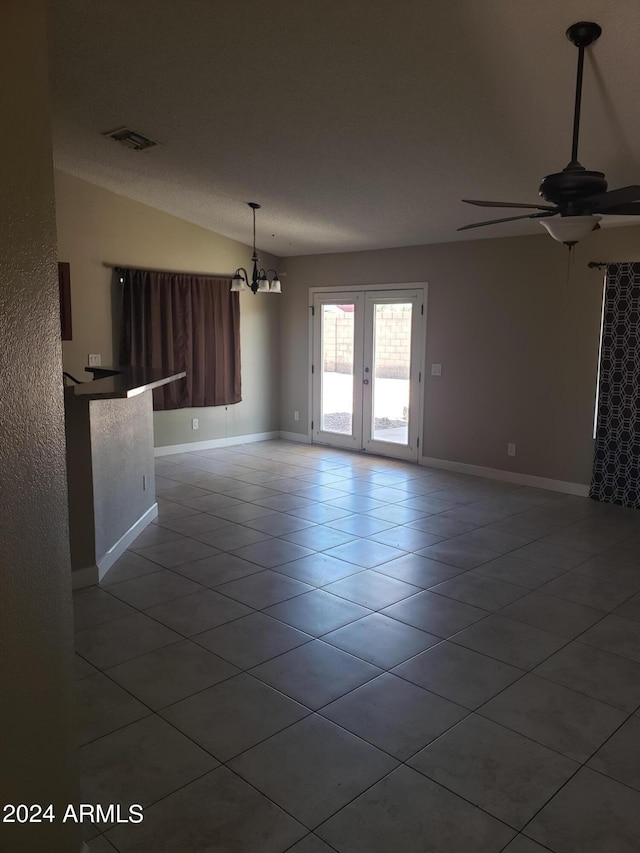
[72,366,186,400]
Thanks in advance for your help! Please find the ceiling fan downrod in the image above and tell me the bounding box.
[566,21,602,170]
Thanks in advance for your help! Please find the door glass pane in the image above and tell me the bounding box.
[321,304,354,434]
[371,303,411,445]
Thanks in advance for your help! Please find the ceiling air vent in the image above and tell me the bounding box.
[103,127,158,151]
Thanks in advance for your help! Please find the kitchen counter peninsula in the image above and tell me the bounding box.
[65,365,186,588]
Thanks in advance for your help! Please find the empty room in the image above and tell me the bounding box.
[3,2,640,852]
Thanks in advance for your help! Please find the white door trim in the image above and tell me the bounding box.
[308,282,427,460]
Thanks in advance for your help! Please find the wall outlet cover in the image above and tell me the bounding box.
[192,418,199,430]
[508,443,516,457]
[88,353,101,367]
[431,363,442,376]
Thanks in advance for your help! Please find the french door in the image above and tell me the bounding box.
[311,288,424,461]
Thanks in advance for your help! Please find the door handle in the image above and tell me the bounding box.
[363,379,369,384]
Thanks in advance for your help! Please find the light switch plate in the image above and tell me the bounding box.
[431,363,442,376]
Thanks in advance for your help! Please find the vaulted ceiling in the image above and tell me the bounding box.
[50,1,640,256]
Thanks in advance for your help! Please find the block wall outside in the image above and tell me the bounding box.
[322,309,411,378]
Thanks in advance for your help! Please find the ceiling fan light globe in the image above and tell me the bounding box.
[540,215,601,245]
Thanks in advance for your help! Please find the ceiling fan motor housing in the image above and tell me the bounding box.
[539,168,608,210]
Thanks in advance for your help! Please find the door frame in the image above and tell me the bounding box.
[307,282,428,461]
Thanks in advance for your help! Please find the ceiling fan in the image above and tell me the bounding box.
[459,22,640,246]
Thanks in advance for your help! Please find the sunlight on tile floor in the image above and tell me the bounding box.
[73,440,640,852]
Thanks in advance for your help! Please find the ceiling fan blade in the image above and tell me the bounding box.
[457,211,557,232]
[583,185,640,210]
[597,203,640,215]
[462,199,556,211]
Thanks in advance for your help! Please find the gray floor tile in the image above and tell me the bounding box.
[316,765,515,852]
[281,525,357,551]
[194,612,313,669]
[579,614,640,663]
[215,570,313,609]
[161,672,310,761]
[417,540,500,569]
[615,591,640,623]
[75,654,99,679]
[407,514,478,537]
[194,522,272,551]
[499,591,606,639]
[75,672,150,745]
[286,504,353,524]
[323,570,421,609]
[128,524,185,550]
[80,715,217,813]
[250,640,382,709]
[73,587,137,631]
[534,641,640,712]
[321,673,467,760]
[326,514,395,536]
[87,837,118,852]
[75,612,182,669]
[431,574,528,611]
[105,766,306,853]
[588,716,640,791]
[271,552,362,586]
[145,589,253,635]
[264,589,371,637]
[471,554,566,589]
[510,541,589,570]
[229,714,397,828]
[392,641,523,709]
[105,640,239,710]
[525,767,640,853]
[409,713,578,829]
[480,674,626,763]
[538,570,640,612]
[243,512,316,536]
[286,835,335,853]
[382,590,489,637]
[373,552,463,587]
[101,551,164,586]
[324,539,406,568]
[154,511,232,536]
[135,538,221,568]
[503,835,558,853]
[323,612,440,668]
[367,526,442,551]
[171,552,262,586]
[452,614,567,670]
[231,539,315,568]
[366,504,430,524]
[106,570,205,610]
[453,528,532,555]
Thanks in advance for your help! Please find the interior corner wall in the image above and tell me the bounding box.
[280,225,640,486]
[54,170,281,448]
[0,3,81,852]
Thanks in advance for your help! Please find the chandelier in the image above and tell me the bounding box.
[231,202,282,294]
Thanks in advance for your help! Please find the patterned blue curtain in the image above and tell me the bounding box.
[590,262,640,508]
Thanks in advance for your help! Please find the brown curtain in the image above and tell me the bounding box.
[119,268,241,410]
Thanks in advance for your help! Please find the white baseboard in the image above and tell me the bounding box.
[154,431,280,456]
[97,503,158,581]
[419,455,590,497]
[279,430,312,444]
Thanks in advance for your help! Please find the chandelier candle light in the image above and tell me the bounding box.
[231,202,282,294]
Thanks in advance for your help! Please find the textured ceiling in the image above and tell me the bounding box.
[50,0,640,256]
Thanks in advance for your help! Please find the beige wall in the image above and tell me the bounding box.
[281,226,640,486]
[55,170,281,447]
[0,3,81,852]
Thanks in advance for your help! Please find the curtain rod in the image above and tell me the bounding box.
[102,262,234,278]
[103,263,286,278]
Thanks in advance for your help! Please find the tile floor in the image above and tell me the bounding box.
[73,440,640,853]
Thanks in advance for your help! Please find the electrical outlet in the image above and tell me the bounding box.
[192,418,199,430]
[88,353,101,367]
[431,363,442,376]
[508,443,516,457]
[294,411,299,421]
